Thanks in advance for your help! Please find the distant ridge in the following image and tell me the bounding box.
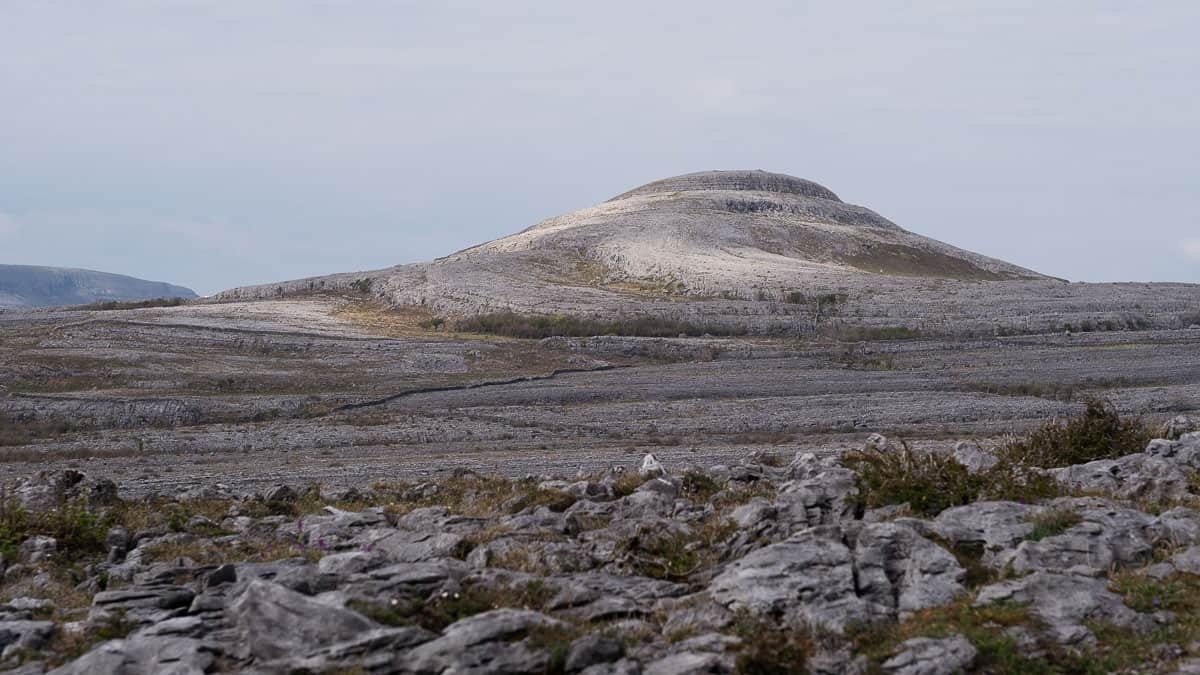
[0,265,197,309]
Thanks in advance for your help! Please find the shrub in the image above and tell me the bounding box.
[0,497,109,563]
[843,443,1059,517]
[999,399,1151,469]
[86,297,186,311]
[843,445,982,517]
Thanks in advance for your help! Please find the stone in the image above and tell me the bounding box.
[882,635,977,675]
[931,501,1037,554]
[865,433,895,452]
[854,522,966,615]
[975,572,1146,645]
[644,652,731,675]
[18,536,57,564]
[398,608,564,674]
[15,470,118,513]
[0,620,54,658]
[317,550,387,576]
[1164,416,1199,440]
[226,579,378,660]
[565,634,625,671]
[46,636,215,675]
[639,454,667,479]
[1050,453,1192,503]
[708,527,878,631]
[952,440,998,474]
[262,484,296,507]
[355,528,465,563]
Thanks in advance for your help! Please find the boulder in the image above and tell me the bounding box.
[398,608,564,674]
[931,501,1037,555]
[46,636,215,675]
[226,579,379,660]
[0,620,54,659]
[881,635,977,675]
[639,454,667,479]
[854,522,966,615]
[15,470,118,513]
[708,527,878,632]
[1050,453,1192,503]
[952,441,998,474]
[974,572,1148,645]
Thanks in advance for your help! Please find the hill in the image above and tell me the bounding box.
[218,170,1199,337]
[0,264,197,309]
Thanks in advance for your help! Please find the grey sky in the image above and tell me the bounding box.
[1,1,1197,295]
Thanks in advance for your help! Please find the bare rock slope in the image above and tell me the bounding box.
[219,171,1199,336]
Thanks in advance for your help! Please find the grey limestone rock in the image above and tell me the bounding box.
[643,652,732,675]
[854,522,967,615]
[398,608,564,674]
[45,636,215,675]
[708,527,878,631]
[226,579,379,661]
[0,620,54,658]
[639,454,666,479]
[975,572,1147,645]
[952,441,998,474]
[931,501,1037,555]
[15,470,118,513]
[881,635,977,675]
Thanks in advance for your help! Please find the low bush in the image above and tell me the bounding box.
[85,297,187,311]
[999,399,1151,469]
[0,497,108,563]
[843,443,1059,518]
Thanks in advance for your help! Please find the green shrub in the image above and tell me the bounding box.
[999,399,1151,469]
[0,497,109,563]
[843,444,1059,518]
[86,297,186,311]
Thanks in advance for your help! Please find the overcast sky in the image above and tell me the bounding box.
[1,1,1198,295]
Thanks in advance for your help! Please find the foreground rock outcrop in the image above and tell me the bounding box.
[5,431,1200,673]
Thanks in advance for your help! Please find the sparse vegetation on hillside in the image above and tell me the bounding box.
[844,401,1150,517]
[454,312,748,339]
[85,297,188,311]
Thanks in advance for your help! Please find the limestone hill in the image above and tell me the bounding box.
[219,171,1199,337]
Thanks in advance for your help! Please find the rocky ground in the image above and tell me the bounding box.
[2,298,1199,498]
[4,412,1200,673]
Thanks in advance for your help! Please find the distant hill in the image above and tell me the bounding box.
[0,265,197,309]
[218,170,1200,336]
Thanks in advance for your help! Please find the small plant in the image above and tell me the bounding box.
[730,614,811,674]
[681,471,722,502]
[1024,508,1082,542]
[350,278,373,295]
